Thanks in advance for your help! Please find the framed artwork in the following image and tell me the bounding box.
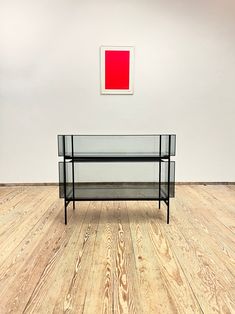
[100,46,134,94]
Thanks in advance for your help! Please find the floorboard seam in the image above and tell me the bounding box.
[126,201,144,313]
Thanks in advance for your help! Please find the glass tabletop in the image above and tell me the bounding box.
[58,134,176,157]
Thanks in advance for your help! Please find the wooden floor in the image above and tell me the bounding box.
[0,186,234,314]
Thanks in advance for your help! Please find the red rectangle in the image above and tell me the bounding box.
[105,50,130,90]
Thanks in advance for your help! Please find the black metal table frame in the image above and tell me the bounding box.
[60,134,173,225]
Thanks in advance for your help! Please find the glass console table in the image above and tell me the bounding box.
[58,134,176,224]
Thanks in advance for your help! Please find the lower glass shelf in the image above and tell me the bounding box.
[59,160,175,200]
[59,182,174,200]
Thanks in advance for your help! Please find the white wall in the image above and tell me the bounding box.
[0,0,235,183]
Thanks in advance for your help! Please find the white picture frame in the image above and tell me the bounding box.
[100,46,134,95]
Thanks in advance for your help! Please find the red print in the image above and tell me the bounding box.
[105,50,130,89]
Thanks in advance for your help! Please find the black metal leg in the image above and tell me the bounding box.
[166,135,171,225]
[167,200,170,224]
[64,200,67,225]
[159,135,162,211]
[63,135,67,225]
[72,135,75,211]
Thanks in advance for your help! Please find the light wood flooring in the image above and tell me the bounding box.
[0,185,234,313]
